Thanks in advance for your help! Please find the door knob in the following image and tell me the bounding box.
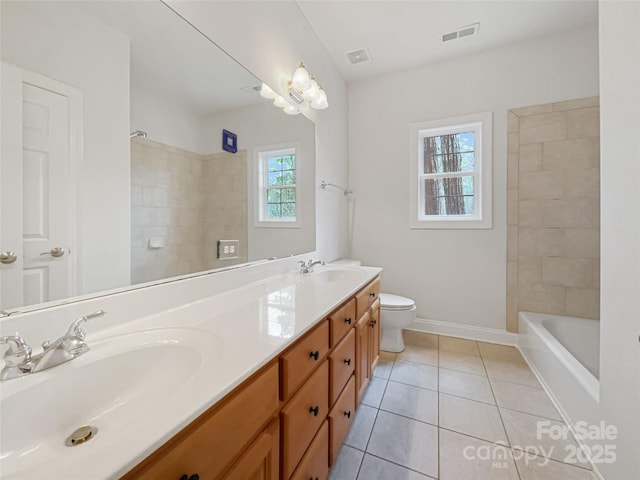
[0,251,17,264]
[40,247,65,258]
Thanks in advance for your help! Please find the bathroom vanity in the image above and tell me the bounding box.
[122,274,381,480]
[0,260,381,479]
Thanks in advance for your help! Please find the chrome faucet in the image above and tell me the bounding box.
[0,310,106,380]
[298,259,325,274]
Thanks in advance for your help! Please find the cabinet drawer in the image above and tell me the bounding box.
[328,298,356,347]
[328,376,356,466]
[281,361,329,480]
[281,320,329,400]
[329,329,355,405]
[355,276,381,319]
[221,419,279,480]
[124,362,279,480]
[290,420,329,480]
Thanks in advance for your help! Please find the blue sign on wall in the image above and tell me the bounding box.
[222,129,237,153]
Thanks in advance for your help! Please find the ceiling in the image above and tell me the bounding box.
[297,0,598,82]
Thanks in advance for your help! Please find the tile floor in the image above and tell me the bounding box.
[328,331,597,480]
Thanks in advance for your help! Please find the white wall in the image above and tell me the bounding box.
[166,0,350,262]
[348,27,599,330]
[130,85,210,155]
[1,1,131,296]
[205,102,316,261]
[598,2,640,478]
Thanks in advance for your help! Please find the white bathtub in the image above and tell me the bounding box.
[518,311,600,428]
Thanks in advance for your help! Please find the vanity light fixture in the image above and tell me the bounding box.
[286,62,329,110]
[260,82,301,115]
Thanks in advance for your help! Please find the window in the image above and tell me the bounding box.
[409,112,492,229]
[256,145,300,226]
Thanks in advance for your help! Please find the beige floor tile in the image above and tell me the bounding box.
[439,336,480,356]
[500,409,590,468]
[372,355,394,379]
[515,454,597,480]
[397,343,438,367]
[329,445,364,480]
[439,368,495,404]
[367,411,438,478]
[380,350,398,361]
[361,376,388,408]
[438,350,486,376]
[344,404,378,451]
[439,429,519,480]
[492,379,562,420]
[439,393,509,444]
[478,342,526,363]
[357,454,435,480]
[390,361,438,391]
[403,330,439,348]
[484,360,541,388]
[380,380,438,426]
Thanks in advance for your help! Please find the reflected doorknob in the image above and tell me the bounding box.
[40,247,65,258]
[0,251,17,264]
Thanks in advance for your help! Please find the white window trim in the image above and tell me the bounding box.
[409,111,492,229]
[253,142,301,229]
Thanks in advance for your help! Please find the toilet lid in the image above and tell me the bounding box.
[379,293,415,311]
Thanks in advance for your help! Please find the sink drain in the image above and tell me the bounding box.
[65,426,98,447]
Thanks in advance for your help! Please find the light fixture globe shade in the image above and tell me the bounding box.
[310,88,329,110]
[283,104,300,115]
[260,83,276,99]
[291,63,311,91]
[273,95,288,108]
[302,78,320,101]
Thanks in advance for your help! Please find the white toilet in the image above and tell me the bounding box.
[331,259,416,353]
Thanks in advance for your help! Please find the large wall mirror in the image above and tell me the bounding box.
[0,1,316,313]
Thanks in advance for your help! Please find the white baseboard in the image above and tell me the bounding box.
[408,317,518,346]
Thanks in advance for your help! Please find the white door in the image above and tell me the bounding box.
[0,62,80,310]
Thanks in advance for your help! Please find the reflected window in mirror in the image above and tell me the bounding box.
[256,144,300,227]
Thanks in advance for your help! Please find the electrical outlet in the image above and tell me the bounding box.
[217,240,239,260]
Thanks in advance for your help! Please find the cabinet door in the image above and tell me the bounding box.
[369,300,380,373]
[222,420,279,480]
[355,311,370,405]
[328,376,356,466]
[289,420,329,480]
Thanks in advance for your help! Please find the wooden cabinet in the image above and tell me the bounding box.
[222,420,279,480]
[328,298,356,347]
[280,320,329,401]
[123,275,381,480]
[289,421,330,480]
[281,361,329,480]
[328,376,356,465]
[328,329,355,405]
[122,363,279,480]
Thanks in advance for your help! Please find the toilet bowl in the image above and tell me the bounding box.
[379,293,416,352]
[330,259,416,353]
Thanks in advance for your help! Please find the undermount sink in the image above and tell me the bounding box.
[0,327,220,478]
[310,267,367,283]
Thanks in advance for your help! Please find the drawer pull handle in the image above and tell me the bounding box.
[309,350,319,361]
[344,410,352,419]
[344,358,351,366]
[344,317,352,325]
[369,320,377,327]
[369,292,376,298]
[180,475,199,480]
[309,405,319,416]
[310,477,319,480]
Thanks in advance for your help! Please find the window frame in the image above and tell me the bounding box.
[409,112,492,229]
[254,143,301,228]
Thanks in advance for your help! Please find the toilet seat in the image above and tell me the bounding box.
[379,293,415,311]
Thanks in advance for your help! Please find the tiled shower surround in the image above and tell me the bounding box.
[131,138,247,284]
[506,97,600,331]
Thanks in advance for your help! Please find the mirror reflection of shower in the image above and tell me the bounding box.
[130,130,147,139]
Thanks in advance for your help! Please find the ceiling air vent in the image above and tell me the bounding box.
[346,47,371,65]
[441,23,480,42]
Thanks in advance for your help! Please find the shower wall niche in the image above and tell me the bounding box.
[506,97,600,332]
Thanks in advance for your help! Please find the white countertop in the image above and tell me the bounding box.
[0,264,381,479]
